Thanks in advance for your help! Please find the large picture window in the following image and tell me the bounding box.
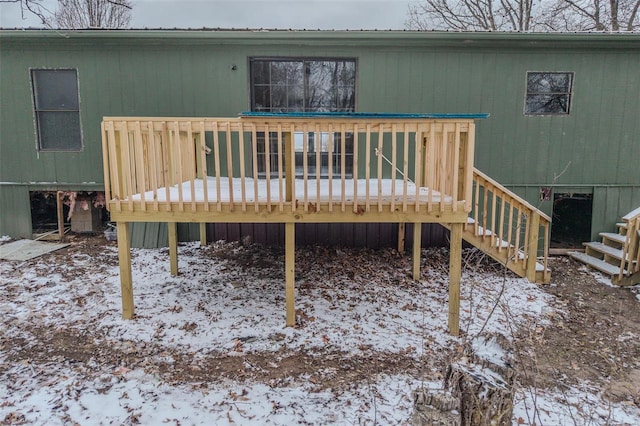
[250,58,356,178]
[31,69,82,151]
[524,72,574,116]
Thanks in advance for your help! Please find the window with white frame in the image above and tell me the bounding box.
[31,69,82,151]
[524,72,574,116]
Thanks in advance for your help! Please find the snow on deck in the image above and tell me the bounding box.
[129,177,452,203]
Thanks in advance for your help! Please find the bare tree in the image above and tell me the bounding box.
[406,0,639,31]
[0,0,133,28]
[406,0,547,31]
[0,0,51,25]
[53,0,132,29]
[544,0,640,31]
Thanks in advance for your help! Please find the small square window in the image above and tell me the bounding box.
[524,72,573,116]
[31,69,83,151]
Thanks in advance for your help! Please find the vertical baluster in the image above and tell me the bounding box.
[439,124,448,212]
[106,121,122,212]
[264,124,272,212]
[522,210,531,266]
[498,197,506,252]
[514,206,522,266]
[328,124,334,213]
[277,124,284,212]
[120,123,134,211]
[238,122,247,212]
[200,121,210,212]
[148,121,159,212]
[481,182,489,240]
[390,124,397,212]
[490,186,497,248]
[252,123,259,212]
[303,124,309,212]
[352,123,359,213]
[186,121,196,211]
[341,123,346,213]
[315,123,321,211]
[377,124,383,213]
[427,123,436,212]
[464,123,476,212]
[225,122,234,211]
[101,121,112,210]
[365,124,371,212]
[452,123,461,212]
[402,126,409,213]
[212,121,222,212]
[414,127,423,213]
[173,121,185,212]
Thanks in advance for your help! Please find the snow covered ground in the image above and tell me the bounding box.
[1,239,639,425]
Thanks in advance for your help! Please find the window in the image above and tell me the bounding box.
[250,58,356,178]
[250,59,356,113]
[31,69,82,151]
[524,72,573,116]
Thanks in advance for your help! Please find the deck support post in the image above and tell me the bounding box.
[168,222,178,276]
[117,222,134,319]
[285,222,296,327]
[199,223,207,246]
[449,222,463,336]
[525,213,540,282]
[398,222,406,253]
[412,223,422,280]
[56,191,65,242]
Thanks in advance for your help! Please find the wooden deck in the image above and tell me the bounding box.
[101,113,548,335]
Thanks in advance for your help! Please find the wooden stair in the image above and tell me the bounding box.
[444,168,552,284]
[569,207,640,286]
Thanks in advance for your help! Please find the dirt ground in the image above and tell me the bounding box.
[3,234,640,411]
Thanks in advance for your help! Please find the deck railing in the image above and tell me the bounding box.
[619,207,640,282]
[101,116,477,219]
[468,169,551,282]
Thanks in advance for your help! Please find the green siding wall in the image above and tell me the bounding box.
[1,31,638,245]
[0,185,32,238]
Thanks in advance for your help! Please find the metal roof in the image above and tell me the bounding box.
[1,28,639,49]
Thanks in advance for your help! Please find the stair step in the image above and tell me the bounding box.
[599,232,626,245]
[583,242,625,260]
[569,251,627,276]
[617,222,627,230]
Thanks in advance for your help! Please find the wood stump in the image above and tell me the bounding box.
[412,334,516,426]
[411,389,460,426]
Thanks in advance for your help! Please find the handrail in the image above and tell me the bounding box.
[101,116,477,217]
[620,208,640,279]
[469,168,551,282]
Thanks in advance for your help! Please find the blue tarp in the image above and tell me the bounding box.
[240,111,490,119]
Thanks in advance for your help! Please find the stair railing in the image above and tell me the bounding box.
[470,168,551,282]
[619,207,640,282]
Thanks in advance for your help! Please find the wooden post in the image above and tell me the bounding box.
[56,191,65,242]
[117,222,134,319]
[525,213,540,282]
[413,223,422,280]
[168,222,178,276]
[285,222,296,326]
[449,223,463,336]
[398,222,406,253]
[199,223,207,246]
